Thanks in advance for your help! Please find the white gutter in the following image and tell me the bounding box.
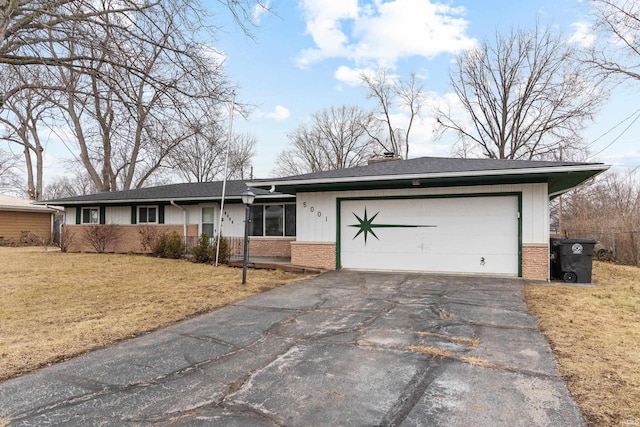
[37,193,294,206]
[247,164,610,188]
[170,200,187,244]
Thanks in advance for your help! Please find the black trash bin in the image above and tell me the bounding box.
[550,238,597,283]
[549,237,563,280]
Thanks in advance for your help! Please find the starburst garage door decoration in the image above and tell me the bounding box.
[349,207,437,244]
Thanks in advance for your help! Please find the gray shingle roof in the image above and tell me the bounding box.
[40,180,289,205]
[250,156,603,183]
[247,156,609,197]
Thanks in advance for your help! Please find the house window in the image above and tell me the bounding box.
[202,207,216,237]
[250,204,296,237]
[82,207,100,224]
[138,206,157,224]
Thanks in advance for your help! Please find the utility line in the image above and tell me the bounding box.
[586,108,640,148]
[588,109,640,160]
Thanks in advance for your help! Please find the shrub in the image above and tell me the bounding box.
[20,231,45,246]
[139,225,161,253]
[152,232,185,259]
[191,233,212,263]
[209,234,230,264]
[83,224,120,253]
[59,226,75,252]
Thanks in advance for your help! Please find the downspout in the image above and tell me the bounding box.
[170,200,187,247]
[44,204,65,247]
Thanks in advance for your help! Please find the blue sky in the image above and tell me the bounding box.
[209,0,640,178]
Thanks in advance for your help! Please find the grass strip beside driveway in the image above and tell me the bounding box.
[526,261,640,427]
[0,247,304,381]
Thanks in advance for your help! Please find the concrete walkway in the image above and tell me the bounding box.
[0,271,585,426]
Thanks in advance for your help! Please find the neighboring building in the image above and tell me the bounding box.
[248,156,608,281]
[40,181,296,257]
[0,194,57,244]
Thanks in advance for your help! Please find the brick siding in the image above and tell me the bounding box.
[522,244,549,281]
[249,238,293,257]
[62,224,291,257]
[291,242,336,270]
[62,224,198,253]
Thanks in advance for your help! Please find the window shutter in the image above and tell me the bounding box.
[99,206,106,224]
[158,205,165,224]
[131,206,137,224]
[76,207,81,225]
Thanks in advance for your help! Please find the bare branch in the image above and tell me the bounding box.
[435,25,605,160]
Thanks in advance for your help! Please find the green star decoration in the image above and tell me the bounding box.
[349,207,438,245]
[350,208,380,243]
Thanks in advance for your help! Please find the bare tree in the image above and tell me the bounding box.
[228,133,257,179]
[169,116,257,183]
[18,0,238,192]
[273,105,377,176]
[435,26,604,160]
[43,172,97,199]
[0,148,22,194]
[0,67,56,199]
[562,169,640,265]
[360,69,424,159]
[0,0,268,107]
[587,0,640,83]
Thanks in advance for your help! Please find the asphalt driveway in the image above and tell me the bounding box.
[0,271,585,426]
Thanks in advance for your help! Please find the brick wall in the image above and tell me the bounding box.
[291,242,336,270]
[63,224,294,258]
[62,224,197,253]
[249,238,294,257]
[522,244,549,281]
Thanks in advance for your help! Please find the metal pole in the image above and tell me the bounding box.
[242,204,250,284]
[215,92,235,266]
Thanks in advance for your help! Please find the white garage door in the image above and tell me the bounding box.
[339,195,520,276]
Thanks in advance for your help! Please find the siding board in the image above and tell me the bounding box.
[0,211,52,241]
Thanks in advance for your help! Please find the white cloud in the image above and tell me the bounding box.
[252,0,271,25]
[568,21,595,48]
[265,105,290,121]
[199,43,226,68]
[334,65,375,86]
[296,0,476,69]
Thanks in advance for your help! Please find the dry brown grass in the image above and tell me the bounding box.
[0,247,305,381]
[525,261,640,427]
[405,345,490,366]
[414,331,480,348]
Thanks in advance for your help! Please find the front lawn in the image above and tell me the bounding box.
[0,247,304,381]
[526,261,640,427]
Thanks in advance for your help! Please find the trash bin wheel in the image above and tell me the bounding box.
[563,272,577,283]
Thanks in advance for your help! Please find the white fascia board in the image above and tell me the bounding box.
[0,205,56,213]
[46,193,294,206]
[248,164,610,188]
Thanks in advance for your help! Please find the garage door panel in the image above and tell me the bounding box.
[340,196,519,275]
[341,251,518,275]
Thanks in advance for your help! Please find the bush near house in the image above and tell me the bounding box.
[191,233,231,264]
[152,232,185,259]
[83,224,120,253]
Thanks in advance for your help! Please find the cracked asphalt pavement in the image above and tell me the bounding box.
[0,271,585,426]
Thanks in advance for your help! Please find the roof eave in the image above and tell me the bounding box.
[0,206,56,213]
[248,164,610,193]
[37,193,294,206]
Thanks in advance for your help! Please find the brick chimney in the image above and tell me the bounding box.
[368,151,401,165]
